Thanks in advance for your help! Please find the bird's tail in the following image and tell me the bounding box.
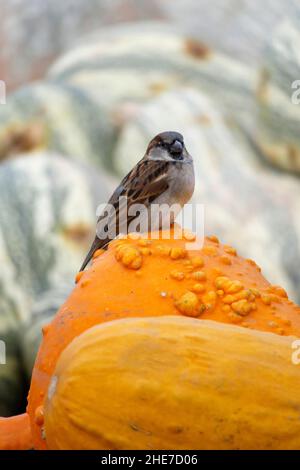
[80,237,107,272]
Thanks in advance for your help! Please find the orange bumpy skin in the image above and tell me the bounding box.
[0,414,32,450]
[27,227,300,449]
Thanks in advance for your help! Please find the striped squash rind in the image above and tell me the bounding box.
[255,15,300,172]
[0,81,114,168]
[0,152,111,415]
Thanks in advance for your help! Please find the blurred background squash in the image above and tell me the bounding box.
[1,1,298,90]
[255,15,300,173]
[0,152,112,415]
[0,82,115,169]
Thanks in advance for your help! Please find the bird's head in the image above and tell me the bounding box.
[145,131,192,163]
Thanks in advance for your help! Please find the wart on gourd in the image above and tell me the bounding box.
[115,245,143,270]
[89,234,295,328]
[87,234,217,317]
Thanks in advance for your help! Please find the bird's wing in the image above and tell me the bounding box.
[103,159,170,226]
[80,160,170,271]
[111,159,170,206]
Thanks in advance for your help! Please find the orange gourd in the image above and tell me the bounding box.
[1,227,300,449]
[0,414,32,450]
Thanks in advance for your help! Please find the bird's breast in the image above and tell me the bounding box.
[169,162,195,206]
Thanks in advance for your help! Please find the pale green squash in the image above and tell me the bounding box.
[0,152,111,415]
[255,16,300,172]
[0,81,115,169]
[0,22,256,171]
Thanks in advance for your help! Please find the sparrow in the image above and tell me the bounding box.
[80,131,195,271]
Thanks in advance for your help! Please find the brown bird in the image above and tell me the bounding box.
[80,131,195,271]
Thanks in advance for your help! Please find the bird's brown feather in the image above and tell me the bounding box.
[80,160,171,271]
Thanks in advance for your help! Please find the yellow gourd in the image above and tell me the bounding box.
[44,316,300,450]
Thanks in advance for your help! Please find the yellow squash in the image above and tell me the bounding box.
[44,316,300,450]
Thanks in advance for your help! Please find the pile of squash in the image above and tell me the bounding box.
[1,227,300,449]
[1,22,300,305]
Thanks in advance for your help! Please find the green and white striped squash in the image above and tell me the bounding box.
[0,0,160,90]
[49,22,256,127]
[255,15,300,172]
[0,22,257,170]
[0,81,115,169]
[0,152,111,415]
[2,19,300,177]
[161,0,299,65]
[47,18,300,175]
